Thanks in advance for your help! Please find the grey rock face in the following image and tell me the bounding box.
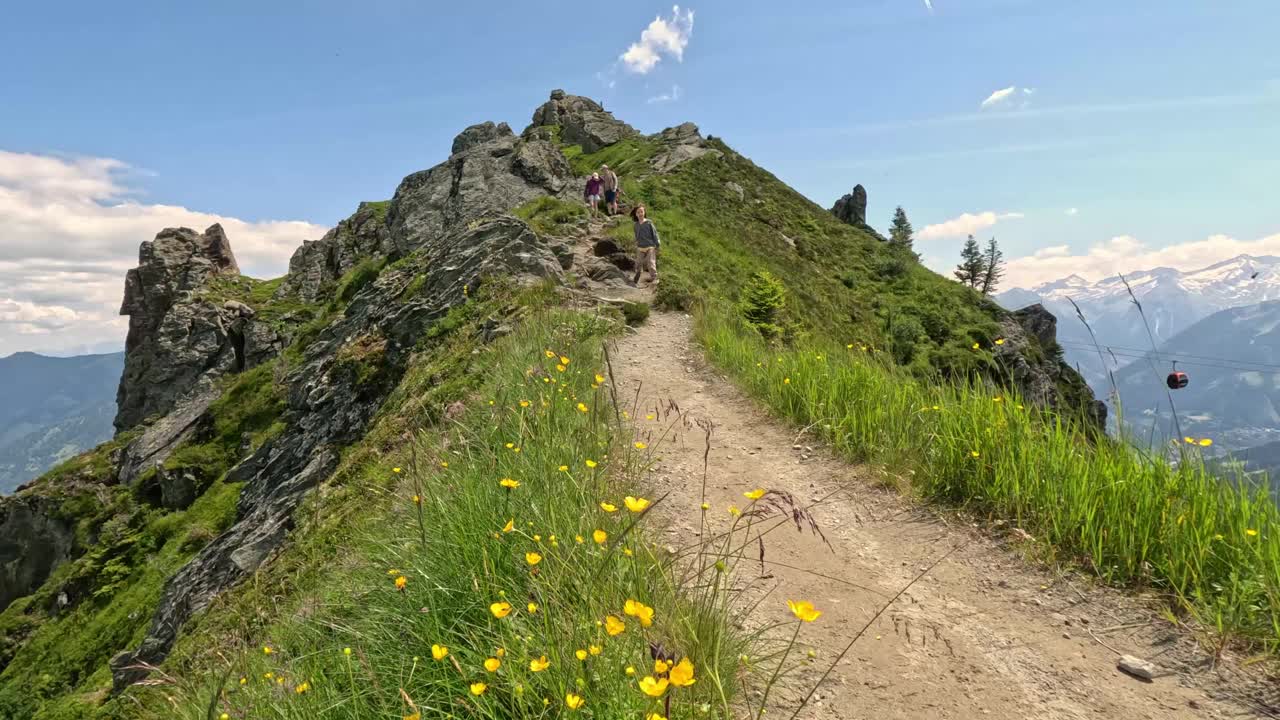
[451,121,513,155]
[280,202,393,303]
[115,387,220,488]
[832,185,868,226]
[0,494,76,612]
[111,216,564,691]
[649,122,721,173]
[527,90,638,153]
[998,304,1106,428]
[115,226,282,433]
[385,133,573,256]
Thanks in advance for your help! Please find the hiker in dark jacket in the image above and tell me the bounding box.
[584,173,603,216]
[631,204,660,285]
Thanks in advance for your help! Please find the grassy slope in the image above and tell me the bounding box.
[133,298,747,719]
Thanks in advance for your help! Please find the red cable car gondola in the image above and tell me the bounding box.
[1166,367,1188,390]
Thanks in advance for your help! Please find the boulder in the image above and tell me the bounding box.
[648,122,722,173]
[997,304,1107,429]
[832,185,868,226]
[451,121,513,155]
[527,90,638,153]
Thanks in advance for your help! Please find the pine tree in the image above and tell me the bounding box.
[979,236,1005,296]
[888,206,914,249]
[954,235,985,289]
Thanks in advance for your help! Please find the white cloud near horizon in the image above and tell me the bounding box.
[0,149,327,355]
[647,84,682,104]
[917,210,1025,241]
[620,5,695,74]
[981,86,1035,109]
[1065,207,1079,216]
[1003,230,1280,288]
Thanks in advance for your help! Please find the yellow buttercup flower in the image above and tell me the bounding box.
[544,350,556,358]
[558,464,569,472]
[624,599,654,627]
[500,478,520,489]
[394,575,407,590]
[625,666,636,676]
[634,441,647,449]
[565,693,585,710]
[593,529,607,544]
[575,534,584,543]
[577,402,589,413]
[970,450,980,458]
[525,552,543,566]
[505,442,514,449]
[295,681,310,694]
[604,615,626,635]
[638,676,669,697]
[343,647,352,656]
[529,655,550,672]
[393,467,402,473]
[595,374,605,383]
[502,518,514,533]
[1246,529,1259,537]
[263,645,273,655]
[647,714,667,720]
[624,496,650,512]
[995,338,1005,345]
[560,355,570,365]
[585,459,598,468]
[1198,438,1213,447]
[783,377,791,384]
[490,601,513,618]
[646,413,655,420]
[972,342,980,350]
[575,649,588,661]
[788,599,822,622]
[431,644,449,660]
[405,714,420,720]
[700,502,710,510]
[526,601,539,613]
[669,658,696,687]
[744,488,765,500]
[654,659,670,673]
[728,505,741,516]
[520,400,530,407]
[556,364,566,372]
[470,682,487,696]
[588,644,601,656]
[484,657,501,672]
[600,501,618,513]
[496,648,506,657]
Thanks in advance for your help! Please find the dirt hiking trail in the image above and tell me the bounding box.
[608,310,1266,720]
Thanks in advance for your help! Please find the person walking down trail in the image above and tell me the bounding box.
[600,164,620,216]
[584,173,603,216]
[631,204,660,286]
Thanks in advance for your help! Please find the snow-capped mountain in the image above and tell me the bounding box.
[996,255,1280,389]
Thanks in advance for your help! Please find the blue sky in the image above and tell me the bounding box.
[2,0,1278,353]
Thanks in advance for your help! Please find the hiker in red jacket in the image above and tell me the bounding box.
[584,173,603,216]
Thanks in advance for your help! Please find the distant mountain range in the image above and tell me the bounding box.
[997,254,1280,390]
[0,351,124,493]
[997,255,1280,457]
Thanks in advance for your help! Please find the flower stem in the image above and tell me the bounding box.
[757,620,802,719]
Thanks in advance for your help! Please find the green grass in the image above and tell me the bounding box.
[698,309,1280,654]
[512,196,588,237]
[146,306,749,720]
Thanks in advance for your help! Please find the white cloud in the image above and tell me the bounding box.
[0,149,327,355]
[1065,207,1079,216]
[646,84,682,104]
[620,5,695,74]
[923,0,934,13]
[1004,231,1280,288]
[917,210,1025,241]
[981,86,1017,108]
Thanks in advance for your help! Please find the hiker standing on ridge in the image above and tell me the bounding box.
[600,164,619,216]
[631,204,660,286]
[584,172,603,216]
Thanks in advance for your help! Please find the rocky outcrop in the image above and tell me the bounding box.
[832,185,868,226]
[384,128,574,255]
[0,494,76,612]
[115,226,284,432]
[649,122,721,173]
[528,89,638,153]
[279,202,393,303]
[997,304,1107,429]
[452,121,513,155]
[114,387,220,490]
[110,215,564,690]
